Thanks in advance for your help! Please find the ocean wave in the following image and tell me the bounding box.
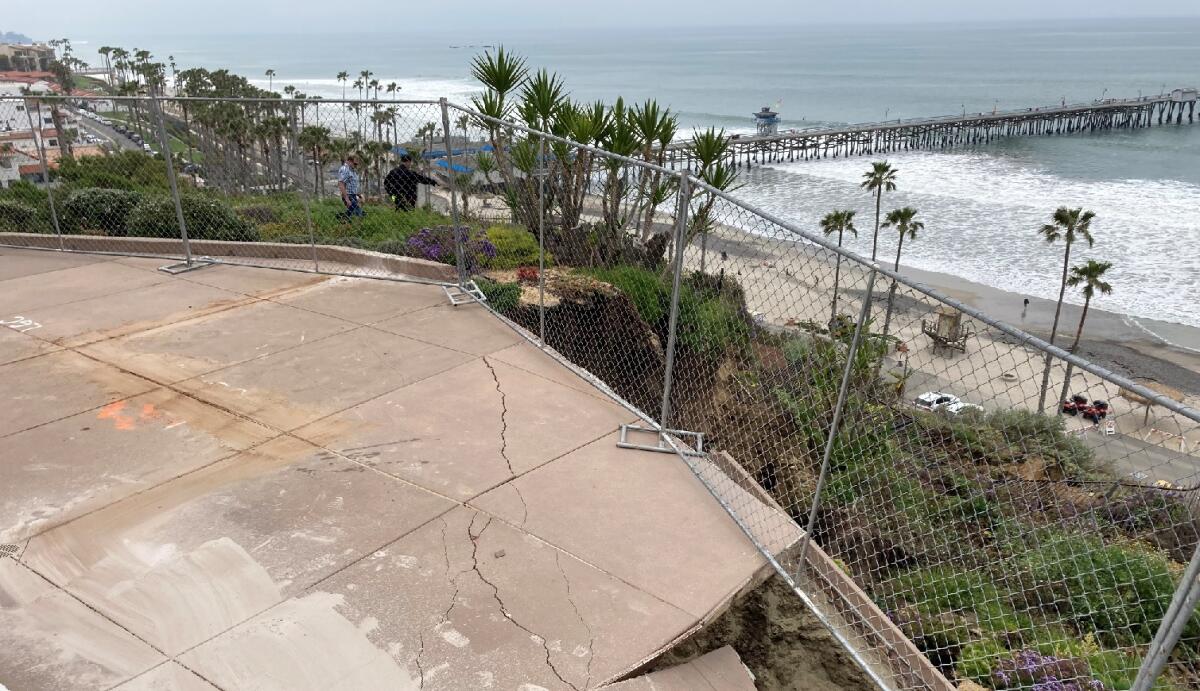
[247,76,480,104]
[741,150,1200,328]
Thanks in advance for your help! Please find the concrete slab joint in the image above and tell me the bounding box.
[0,253,803,691]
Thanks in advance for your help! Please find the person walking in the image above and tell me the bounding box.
[384,154,440,212]
[338,154,364,221]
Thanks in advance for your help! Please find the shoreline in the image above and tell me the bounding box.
[702,225,1200,415]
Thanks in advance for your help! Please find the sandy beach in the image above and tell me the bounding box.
[691,221,1200,476]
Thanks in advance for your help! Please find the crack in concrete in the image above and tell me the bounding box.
[417,517,455,690]
[512,484,529,528]
[555,550,596,689]
[467,515,579,691]
[481,357,514,475]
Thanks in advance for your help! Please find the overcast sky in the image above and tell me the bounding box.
[16,0,1200,37]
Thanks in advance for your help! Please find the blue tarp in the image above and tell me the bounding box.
[392,144,496,159]
[433,159,472,174]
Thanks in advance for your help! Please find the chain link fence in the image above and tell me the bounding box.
[3,90,1198,690]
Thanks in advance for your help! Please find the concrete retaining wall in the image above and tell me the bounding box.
[0,233,457,283]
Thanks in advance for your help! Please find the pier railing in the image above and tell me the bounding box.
[664,89,1198,168]
[3,93,1200,691]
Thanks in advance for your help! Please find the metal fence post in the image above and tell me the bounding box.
[1131,539,1200,691]
[537,134,547,343]
[439,99,467,286]
[287,102,319,271]
[24,99,63,249]
[796,267,879,573]
[658,174,693,433]
[149,92,193,265]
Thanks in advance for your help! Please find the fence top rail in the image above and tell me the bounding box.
[684,173,1200,425]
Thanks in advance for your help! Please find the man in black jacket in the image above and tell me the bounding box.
[384,154,440,211]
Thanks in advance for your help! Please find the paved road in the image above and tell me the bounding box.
[71,108,142,153]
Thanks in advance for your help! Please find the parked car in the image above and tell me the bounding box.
[914,391,960,411]
[944,400,983,417]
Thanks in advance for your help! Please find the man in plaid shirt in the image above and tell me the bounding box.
[337,154,364,221]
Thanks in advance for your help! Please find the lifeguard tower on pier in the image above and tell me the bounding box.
[753,106,780,136]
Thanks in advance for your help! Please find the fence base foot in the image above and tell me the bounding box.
[617,423,705,457]
[443,280,486,306]
[158,259,213,275]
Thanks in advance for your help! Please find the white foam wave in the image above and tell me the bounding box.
[740,150,1200,328]
[247,76,480,104]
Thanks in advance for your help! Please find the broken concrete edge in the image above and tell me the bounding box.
[600,646,755,690]
[706,450,955,691]
[598,553,781,688]
[0,233,458,283]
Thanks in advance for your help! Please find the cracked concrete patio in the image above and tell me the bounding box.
[0,248,797,690]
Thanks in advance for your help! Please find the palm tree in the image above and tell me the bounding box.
[687,127,741,272]
[1056,260,1113,412]
[386,81,398,99]
[336,71,349,99]
[97,46,114,87]
[820,210,858,328]
[1036,207,1097,411]
[298,124,331,197]
[265,68,275,93]
[880,206,923,340]
[336,71,349,134]
[860,161,898,262]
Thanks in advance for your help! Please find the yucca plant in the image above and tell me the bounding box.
[687,127,742,272]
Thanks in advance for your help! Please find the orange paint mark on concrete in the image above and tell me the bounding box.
[140,403,159,420]
[96,400,138,431]
[97,401,127,420]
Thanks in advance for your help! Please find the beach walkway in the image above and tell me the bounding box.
[0,248,797,690]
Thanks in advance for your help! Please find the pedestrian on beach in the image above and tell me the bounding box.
[1022,298,1030,319]
[384,154,440,212]
[338,154,364,222]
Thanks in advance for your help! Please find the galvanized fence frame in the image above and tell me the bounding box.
[3,91,1198,690]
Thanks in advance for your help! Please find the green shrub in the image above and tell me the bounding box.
[1022,533,1196,646]
[677,284,749,355]
[236,205,281,225]
[956,639,1009,686]
[62,188,143,235]
[586,265,668,325]
[0,199,36,230]
[127,194,258,241]
[583,264,751,355]
[2,179,48,207]
[486,224,551,269]
[55,151,169,190]
[257,222,309,243]
[477,277,521,313]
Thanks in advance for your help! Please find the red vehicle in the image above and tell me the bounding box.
[1061,394,1088,415]
[1082,400,1110,423]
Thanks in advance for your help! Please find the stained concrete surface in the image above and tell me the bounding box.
[0,249,799,690]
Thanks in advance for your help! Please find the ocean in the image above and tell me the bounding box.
[77,19,1200,328]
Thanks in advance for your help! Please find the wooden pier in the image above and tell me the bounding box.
[665,89,1199,170]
